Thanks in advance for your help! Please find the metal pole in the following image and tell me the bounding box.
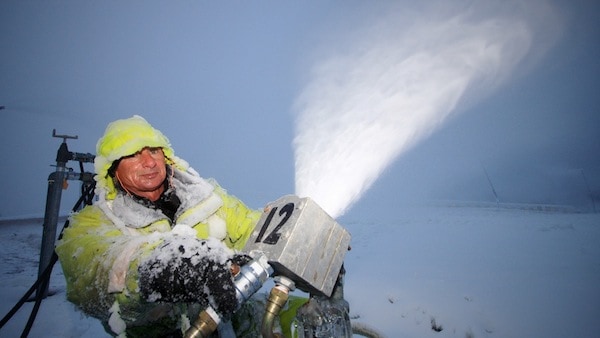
[481,162,500,208]
[37,141,70,298]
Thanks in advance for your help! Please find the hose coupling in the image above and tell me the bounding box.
[184,306,220,338]
[261,276,295,338]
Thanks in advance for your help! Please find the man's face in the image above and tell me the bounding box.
[114,147,167,201]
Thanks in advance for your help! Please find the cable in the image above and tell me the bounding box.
[20,253,57,338]
[0,179,95,336]
[0,254,55,329]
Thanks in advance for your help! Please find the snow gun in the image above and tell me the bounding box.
[184,195,353,338]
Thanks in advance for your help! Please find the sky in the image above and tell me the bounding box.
[1,0,599,220]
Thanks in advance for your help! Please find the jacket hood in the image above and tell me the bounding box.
[94,115,185,200]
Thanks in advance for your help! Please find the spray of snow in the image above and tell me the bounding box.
[293,0,562,218]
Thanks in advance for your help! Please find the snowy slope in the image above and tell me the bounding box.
[343,206,600,338]
[1,205,599,338]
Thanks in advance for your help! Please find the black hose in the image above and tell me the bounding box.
[20,253,57,338]
[0,253,57,329]
[0,180,95,336]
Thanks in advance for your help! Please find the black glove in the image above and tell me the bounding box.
[138,237,238,317]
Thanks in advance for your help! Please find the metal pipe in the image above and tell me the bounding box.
[37,165,68,298]
[233,252,273,305]
[261,286,288,338]
[37,131,94,299]
[261,276,294,338]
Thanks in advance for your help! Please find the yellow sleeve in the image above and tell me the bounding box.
[55,206,120,319]
[55,206,156,320]
[213,186,262,251]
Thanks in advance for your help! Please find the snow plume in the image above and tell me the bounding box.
[293,0,563,218]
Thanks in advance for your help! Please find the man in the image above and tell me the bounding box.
[55,115,264,337]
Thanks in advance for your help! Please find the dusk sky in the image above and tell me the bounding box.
[1,0,598,220]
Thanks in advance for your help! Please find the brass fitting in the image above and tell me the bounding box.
[261,285,290,338]
[184,309,219,338]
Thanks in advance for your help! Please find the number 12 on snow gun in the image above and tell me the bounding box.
[185,195,352,338]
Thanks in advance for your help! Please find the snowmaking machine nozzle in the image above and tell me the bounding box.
[243,195,351,297]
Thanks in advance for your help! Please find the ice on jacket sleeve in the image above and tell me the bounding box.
[137,236,238,317]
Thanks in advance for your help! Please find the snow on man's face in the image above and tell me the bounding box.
[114,147,167,201]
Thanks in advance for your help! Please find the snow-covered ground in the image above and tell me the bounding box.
[1,204,598,338]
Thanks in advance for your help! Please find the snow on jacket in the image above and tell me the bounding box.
[55,168,260,336]
[54,116,261,337]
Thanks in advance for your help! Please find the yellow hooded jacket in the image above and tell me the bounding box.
[55,116,261,337]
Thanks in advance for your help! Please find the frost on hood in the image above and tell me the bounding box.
[138,235,239,317]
